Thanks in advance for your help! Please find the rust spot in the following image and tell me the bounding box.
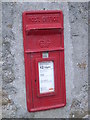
[2,91,11,105]
[2,97,11,105]
[77,62,87,69]
[7,24,12,28]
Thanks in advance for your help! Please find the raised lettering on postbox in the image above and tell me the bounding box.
[27,14,60,24]
[39,40,51,48]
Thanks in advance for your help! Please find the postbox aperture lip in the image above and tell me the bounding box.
[36,57,57,97]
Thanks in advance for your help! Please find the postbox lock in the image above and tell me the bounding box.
[35,80,36,83]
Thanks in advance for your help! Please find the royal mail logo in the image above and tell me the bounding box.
[39,40,51,48]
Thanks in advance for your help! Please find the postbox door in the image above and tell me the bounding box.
[29,51,65,110]
[24,28,66,111]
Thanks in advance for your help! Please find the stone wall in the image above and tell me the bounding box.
[2,2,88,118]
[68,2,88,117]
[0,1,2,119]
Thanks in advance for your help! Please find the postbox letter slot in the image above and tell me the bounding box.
[26,25,63,32]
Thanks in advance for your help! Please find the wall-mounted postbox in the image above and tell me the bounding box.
[22,10,66,112]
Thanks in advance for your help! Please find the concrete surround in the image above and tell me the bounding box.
[1,2,88,118]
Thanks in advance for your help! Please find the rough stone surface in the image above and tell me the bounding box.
[68,2,88,118]
[0,1,2,119]
[1,0,90,2]
[2,2,88,118]
[88,2,90,118]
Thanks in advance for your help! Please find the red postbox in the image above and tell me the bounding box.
[22,10,66,112]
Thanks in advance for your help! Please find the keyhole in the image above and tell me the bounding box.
[35,80,36,83]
